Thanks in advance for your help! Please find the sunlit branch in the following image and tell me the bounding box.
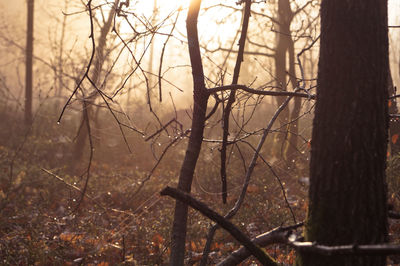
[204,45,275,57]
[287,238,400,256]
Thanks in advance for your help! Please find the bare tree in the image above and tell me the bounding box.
[25,0,34,126]
[169,1,209,264]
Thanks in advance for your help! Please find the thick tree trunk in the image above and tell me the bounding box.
[299,1,389,265]
[25,0,34,126]
[169,1,209,265]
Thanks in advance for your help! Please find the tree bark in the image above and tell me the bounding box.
[25,0,34,126]
[169,1,209,265]
[299,1,389,265]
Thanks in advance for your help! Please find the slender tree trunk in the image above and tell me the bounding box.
[169,1,209,265]
[286,37,301,163]
[57,0,68,100]
[148,0,157,98]
[25,0,34,126]
[273,0,293,160]
[299,1,388,265]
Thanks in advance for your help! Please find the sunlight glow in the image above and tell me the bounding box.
[117,0,189,35]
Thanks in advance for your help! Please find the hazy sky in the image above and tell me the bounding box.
[1,0,399,91]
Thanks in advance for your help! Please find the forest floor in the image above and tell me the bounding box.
[1,113,400,265]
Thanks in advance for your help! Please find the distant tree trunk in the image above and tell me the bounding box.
[25,0,34,126]
[169,1,209,265]
[72,0,119,169]
[148,0,157,99]
[299,1,388,265]
[56,0,69,103]
[286,36,301,163]
[273,0,294,160]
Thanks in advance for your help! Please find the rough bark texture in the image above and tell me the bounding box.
[169,1,209,265]
[299,0,389,265]
[25,0,34,126]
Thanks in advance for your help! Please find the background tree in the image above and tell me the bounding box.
[299,0,389,265]
[25,0,34,126]
[72,0,120,169]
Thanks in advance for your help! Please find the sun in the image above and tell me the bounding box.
[129,0,188,16]
[116,0,188,35]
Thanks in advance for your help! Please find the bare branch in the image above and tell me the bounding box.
[218,223,303,266]
[160,186,278,266]
[208,84,316,99]
[221,0,252,204]
[58,0,96,124]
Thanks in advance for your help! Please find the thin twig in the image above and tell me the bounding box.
[58,0,96,124]
[220,0,252,204]
[158,9,181,102]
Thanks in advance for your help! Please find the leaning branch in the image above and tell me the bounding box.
[160,186,278,266]
[218,223,303,266]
